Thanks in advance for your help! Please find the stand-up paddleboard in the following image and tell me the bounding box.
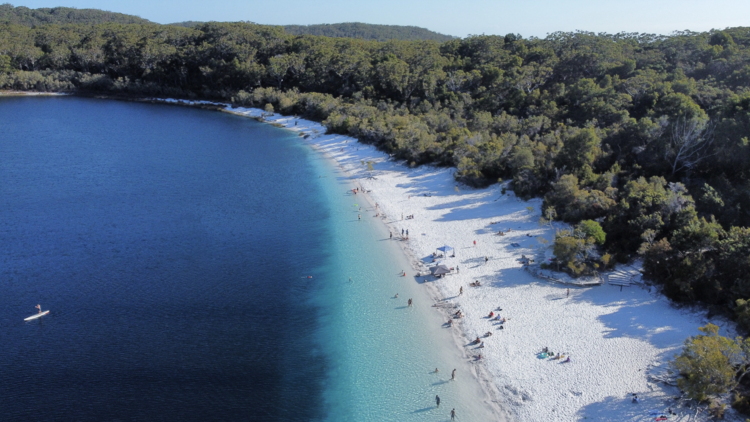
[24,310,49,321]
[24,304,49,321]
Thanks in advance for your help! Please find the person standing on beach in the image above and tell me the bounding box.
[484,256,489,265]
[408,298,413,306]
[390,231,392,239]
[473,240,476,247]
[436,395,441,408]
[567,288,569,297]
[451,369,456,380]
[451,408,456,420]
[459,286,463,295]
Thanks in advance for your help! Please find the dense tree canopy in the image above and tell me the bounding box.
[3,20,750,326]
[0,4,152,26]
[282,23,456,42]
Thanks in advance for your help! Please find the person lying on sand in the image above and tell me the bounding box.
[488,311,494,318]
[474,337,481,344]
[485,331,493,337]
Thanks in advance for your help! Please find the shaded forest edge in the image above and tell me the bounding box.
[3,21,750,333]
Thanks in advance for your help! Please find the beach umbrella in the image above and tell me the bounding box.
[431,263,452,276]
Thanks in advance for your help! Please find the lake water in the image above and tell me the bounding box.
[0,97,498,421]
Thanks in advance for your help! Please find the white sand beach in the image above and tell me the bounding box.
[161,99,736,421]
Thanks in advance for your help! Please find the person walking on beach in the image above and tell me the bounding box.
[473,240,476,247]
[401,228,404,236]
[408,298,413,307]
[484,256,489,265]
[567,288,569,297]
[436,395,441,408]
[450,408,456,420]
[390,231,392,239]
[459,286,463,295]
[451,369,456,380]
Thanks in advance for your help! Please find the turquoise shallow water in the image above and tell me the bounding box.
[0,97,498,421]
[293,130,497,422]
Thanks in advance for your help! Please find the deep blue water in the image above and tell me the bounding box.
[1,97,332,421]
[0,97,498,422]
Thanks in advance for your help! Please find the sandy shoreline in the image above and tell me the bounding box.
[12,92,741,420]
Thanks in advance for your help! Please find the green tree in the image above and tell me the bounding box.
[673,324,750,401]
[577,220,606,245]
[555,127,600,174]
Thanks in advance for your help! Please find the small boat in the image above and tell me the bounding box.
[24,304,49,321]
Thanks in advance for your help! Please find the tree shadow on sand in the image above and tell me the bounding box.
[576,393,682,421]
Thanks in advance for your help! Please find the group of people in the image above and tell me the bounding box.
[540,346,571,362]
[432,373,457,420]
[469,280,481,287]
[405,214,415,219]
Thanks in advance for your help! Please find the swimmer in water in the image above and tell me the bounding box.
[394,293,399,298]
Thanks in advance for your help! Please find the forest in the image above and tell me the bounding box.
[281,23,455,42]
[0,4,152,26]
[2,19,750,329]
[174,21,455,42]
